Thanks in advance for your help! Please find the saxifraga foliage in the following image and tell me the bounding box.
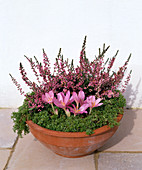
[11,92,126,137]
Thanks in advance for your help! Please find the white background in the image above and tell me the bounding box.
[0,0,142,108]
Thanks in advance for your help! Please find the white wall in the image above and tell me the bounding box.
[0,0,142,108]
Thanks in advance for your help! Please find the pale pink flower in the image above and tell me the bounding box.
[53,90,74,109]
[42,90,56,115]
[69,104,89,116]
[42,90,54,104]
[73,90,86,106]
[87,96,103,108]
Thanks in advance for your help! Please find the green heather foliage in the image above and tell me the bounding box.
[11,92,126,136]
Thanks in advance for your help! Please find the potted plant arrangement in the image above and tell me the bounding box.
[10,36,131,158]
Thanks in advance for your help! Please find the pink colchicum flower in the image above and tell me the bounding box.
[86,96,103,114]
[42,90,54,104]
[53,90,74,117]
[73,91,86,107]
[54,91,74,109]
[42,90,56,114]
[69,104,89,116]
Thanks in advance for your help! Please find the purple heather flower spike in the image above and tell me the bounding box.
[107,90,114,98]
[87,96,103,108]
[42,90,54,104]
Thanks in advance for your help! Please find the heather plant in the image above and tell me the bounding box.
[10,36,131,136]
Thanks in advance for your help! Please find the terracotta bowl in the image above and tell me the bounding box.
[26,114,123,158]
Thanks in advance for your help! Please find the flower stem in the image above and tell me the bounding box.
[89,107,92,114]
[64,108,71,117]
[51,103,55,114]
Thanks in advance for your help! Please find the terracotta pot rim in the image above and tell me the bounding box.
[26,114,123,138]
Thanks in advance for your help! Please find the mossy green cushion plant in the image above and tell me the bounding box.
[10,36,131,137]
[12,92,126,136]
